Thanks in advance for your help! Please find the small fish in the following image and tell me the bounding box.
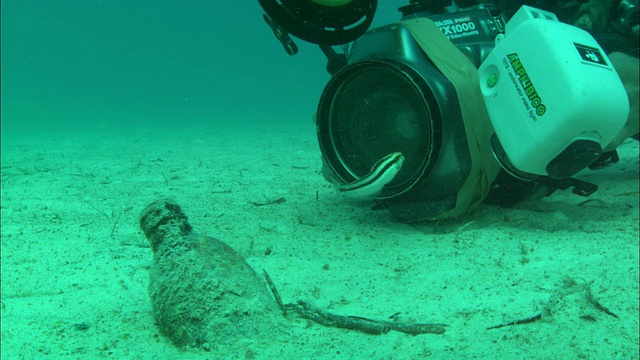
[338,152,405,200]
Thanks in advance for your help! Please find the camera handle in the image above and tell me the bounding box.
[258,0,377,47]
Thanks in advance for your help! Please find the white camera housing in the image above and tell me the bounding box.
[478,6,629,179]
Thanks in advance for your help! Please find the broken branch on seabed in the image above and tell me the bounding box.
[262,269,446,336]
[284,301,447,335]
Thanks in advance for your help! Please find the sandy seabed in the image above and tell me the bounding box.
[1,122,638,359]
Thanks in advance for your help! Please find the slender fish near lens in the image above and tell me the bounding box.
[338,152,405,200]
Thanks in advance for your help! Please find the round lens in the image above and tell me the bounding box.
[318,61,438,195]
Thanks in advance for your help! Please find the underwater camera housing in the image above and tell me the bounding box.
[315,3,629,222]
[258,1,629,222]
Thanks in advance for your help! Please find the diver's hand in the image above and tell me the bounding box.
[572,0,615,32]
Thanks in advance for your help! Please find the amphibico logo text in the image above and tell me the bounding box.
[504,53,546,121]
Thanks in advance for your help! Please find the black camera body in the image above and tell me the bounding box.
[399,4,504,67]
[316,6,506,222]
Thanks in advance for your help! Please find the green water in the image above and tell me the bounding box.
[2,0,367,132]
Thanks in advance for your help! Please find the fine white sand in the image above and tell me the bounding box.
[1,122,638,359]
